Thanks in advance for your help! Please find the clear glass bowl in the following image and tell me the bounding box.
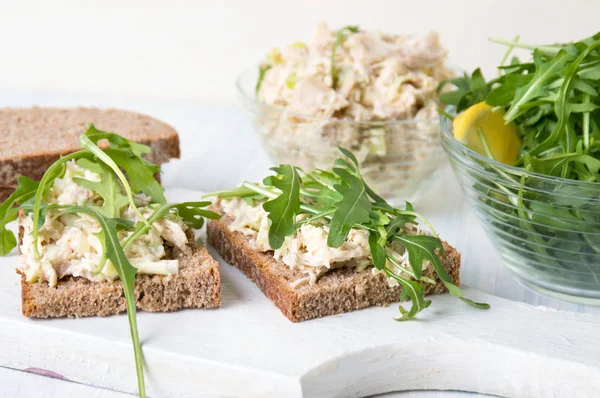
[236,67,446,200]
[441,114,600,304]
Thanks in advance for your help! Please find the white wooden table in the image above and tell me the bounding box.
[0,88,598,398]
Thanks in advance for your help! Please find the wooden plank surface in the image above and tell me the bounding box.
[1,188,599,397]
[0,90,598,397]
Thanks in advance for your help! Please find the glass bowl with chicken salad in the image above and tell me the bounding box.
[238,22,454,200]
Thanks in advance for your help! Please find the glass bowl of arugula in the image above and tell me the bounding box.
[440,34,600,304]
[237,67,447,201]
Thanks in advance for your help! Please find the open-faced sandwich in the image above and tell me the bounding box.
[0,126,220,397]
[207,148,488,322]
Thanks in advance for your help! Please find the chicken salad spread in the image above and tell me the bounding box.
[252,22,452,198]
[258,22,450,120]
[18,160,190,287]
[215,197,431,287]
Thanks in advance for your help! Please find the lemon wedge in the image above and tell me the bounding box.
[453,102,521,165]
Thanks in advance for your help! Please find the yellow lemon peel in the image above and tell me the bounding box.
[453,102,521,165]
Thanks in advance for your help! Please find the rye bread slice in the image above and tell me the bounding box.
[18,231,220,318]
[207,217,460,322]
[0,107,180,202]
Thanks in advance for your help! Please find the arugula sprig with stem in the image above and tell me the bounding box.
[206,148,489,320]
[0,125,219,398]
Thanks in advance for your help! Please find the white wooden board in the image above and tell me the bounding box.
[0,92,599,397]
[1,188,599,398]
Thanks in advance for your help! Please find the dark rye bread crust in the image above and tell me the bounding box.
[0,107,180,201]
[207,217,460,322]
[0,187,11,203]
[18,232,220,318]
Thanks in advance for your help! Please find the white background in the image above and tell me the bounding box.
[1,0,599,104]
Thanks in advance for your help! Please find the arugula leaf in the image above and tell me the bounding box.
[529,39,600,155]
[53,205,145,396]
[255,64,272,96]
[391,235,442,281]
[385,205,417,238]
[80,132,153,229]
[262,165,301,249]
[327,146,376,247]
[368,231,387,270]
[74,159,129,218]
[338,147,360,166]
[328,166,371,247]
[364,181,389,205]
[0,225,16,257]
[301,169,343,206]
[173,201,221,229]
[103,148,166,204]
[387,272,432,322]
[438,69,494,113]
[393,235,490,309]
[487,74,533,106]
[204,185,263,199]
[504,49,573,122]
[0,176,39,255]
[84,124,152,159]
[523,151,600,178]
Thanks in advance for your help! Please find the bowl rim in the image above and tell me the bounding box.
[236,66,441,127]
[440,107,600,188]
[445,141,600,201]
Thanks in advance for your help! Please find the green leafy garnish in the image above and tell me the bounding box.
[79,133,150,226]
[255,64,272,96]
[391,277,431,321]
[74,159,129,218]
[262,165,301,249]
[438,68,495,113]
[331,25,359,89]
[440,33,600,288]
[0,176,39,256]
[103,148,165,204]
[328,150,372,247]
[207,148,487,320]
[122,202,219,250]
[54,205,145,392]
[1,126,219,398]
